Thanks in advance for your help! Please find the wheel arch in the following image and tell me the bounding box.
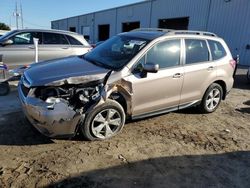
[213,80,227,100]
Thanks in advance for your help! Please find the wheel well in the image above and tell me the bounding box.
[109,92,128,115]
[214,80,227,100]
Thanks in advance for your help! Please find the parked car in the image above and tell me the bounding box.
[18,29,235,140]
[0,29,92,70]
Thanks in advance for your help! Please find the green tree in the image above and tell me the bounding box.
[0,22,11,30]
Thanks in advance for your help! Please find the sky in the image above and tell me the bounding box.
[0,0,142,30]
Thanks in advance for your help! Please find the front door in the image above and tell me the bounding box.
[126,39,184,116]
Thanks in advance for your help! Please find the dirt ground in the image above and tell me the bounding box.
[0,69,249,188]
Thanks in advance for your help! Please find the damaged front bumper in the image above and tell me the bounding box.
[18,83,83,138]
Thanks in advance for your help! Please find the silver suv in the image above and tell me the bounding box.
[0,29,91,70]
[18,29,235,140]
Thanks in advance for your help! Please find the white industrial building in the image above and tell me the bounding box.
[51,0,250,66]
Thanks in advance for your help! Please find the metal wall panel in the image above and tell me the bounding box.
[51,0,250,66]
[207,0,250,66]
[94,9,117,42]
[116,1,151,33]
[150,0,210,30]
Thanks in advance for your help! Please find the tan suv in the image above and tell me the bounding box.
[18,29,235,140]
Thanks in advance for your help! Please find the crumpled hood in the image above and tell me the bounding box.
[23,56,110,87]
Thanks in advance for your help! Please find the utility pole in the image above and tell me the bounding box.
[15,2,19,29]
[20,2,23,29]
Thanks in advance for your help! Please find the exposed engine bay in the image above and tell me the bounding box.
[34,82,103,112]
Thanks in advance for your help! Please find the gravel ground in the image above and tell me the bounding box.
[0,69,249,188]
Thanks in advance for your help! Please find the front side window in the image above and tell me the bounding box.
[208,40,227,60]
[185,39,209,64]
[146,39,181,69]
[84,35,149,70]
[43,33,68,45]
[10,32,33,45]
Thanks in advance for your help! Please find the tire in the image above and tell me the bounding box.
[81,99,126,141]
[0,82,10,96]
[199,83,223,113]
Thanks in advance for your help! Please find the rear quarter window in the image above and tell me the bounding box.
[66,35,83,46]
[208,40,227,60]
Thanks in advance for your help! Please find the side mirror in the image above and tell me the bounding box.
[141,63,159,78]
[2,39,13,46]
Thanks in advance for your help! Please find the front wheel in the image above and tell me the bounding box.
[199,83,223,113]
[81,99,126,141]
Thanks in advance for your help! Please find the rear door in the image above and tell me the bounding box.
[126,39,184,116]
[180,38,216,105]
[38,32,73,61]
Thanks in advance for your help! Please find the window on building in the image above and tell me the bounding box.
[81,26,90,42]
[159,17,189,30]
[122,22,140,32]
[98,24,110,41]
[185,39,210,64]
[69,27,76,32]
[208,40,227,60]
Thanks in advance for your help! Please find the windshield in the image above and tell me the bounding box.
[84,35,149,70]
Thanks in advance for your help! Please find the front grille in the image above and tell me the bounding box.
[21,83,30,97]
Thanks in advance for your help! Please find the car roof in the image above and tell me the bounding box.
[121,28,219,41]
[119,30,166,41]
[11,29,81,36]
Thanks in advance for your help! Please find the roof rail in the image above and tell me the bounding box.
[131,28,217,37]
[131,28,174,32]
[168,30,217,37]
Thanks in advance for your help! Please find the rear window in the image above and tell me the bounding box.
[43,32,69,45]
[208,40,227,60]
[185,39,210,64]
[66,35,83,46]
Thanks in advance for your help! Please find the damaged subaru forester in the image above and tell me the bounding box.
[18,29,235,140]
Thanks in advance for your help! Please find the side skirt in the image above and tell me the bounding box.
[132,100,201,120]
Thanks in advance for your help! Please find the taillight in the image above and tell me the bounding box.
[229,59,236,69]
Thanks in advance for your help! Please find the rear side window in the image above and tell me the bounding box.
[66,35,83,46]
[208,40,227,60]
[185,39,209,64]
[43,33,69,45]
[146,39,181,69]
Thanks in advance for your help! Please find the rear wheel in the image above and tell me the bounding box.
[81,99,126,141]
[199,83,223,113]
[0,82,10,96]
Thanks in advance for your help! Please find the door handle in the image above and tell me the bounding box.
[173,73,183,78]
[62,47,69,49]
[28,46,35,49]
[207,66,214,71]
